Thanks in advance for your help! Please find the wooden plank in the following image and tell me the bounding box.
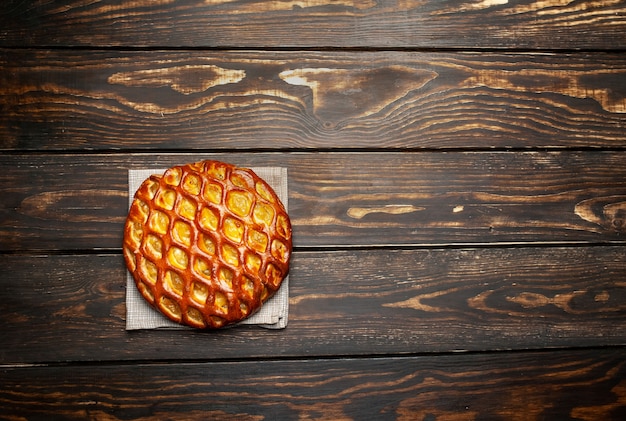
[1,1,625,49]
[2,50,626,150]
[1,348,624,419]
[1,248,624,363]
[1,152,626,252]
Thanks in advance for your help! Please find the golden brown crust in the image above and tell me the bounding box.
[123,160,292,329]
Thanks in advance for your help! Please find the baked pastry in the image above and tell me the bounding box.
[123,160,292,329]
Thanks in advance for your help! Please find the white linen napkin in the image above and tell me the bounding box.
[125,166,289,330]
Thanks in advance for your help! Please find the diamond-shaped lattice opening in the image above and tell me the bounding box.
[193,256,212,280]
[149,210,170,235]
[214,291,229,314]
[146,179,159,199]
[182,173,201,195]
[164,270,184,296]
[226,190,253,218]
[145,234,163,259]
[172,220,192,246]
[265,263,282,288]
[277,214,290,239]
[231,171,252,189]
[155,189,176,210]
[159,296,181,320]
[140,258,158,285]
[206,162,226,181]
[163,167,182,186]
[186,307,205,327]
[247,228,268,253]
[203,181,223,205]
[271,239,288,263]
[191,281,209,305]
[198,232,216,255]
[244,252,262,275]
[242,276,255,299]
[218,267,234,289]
[134,200,150,223]
[223,217,244,244]
[253,202,274,227]
[199,207,219,231]
[177,196,197,220]
[168,246,189,270]
[255,181,275,203]
[221,244,239,268]
[128,220,143,248]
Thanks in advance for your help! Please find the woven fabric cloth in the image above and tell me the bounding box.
[125,166,289,330]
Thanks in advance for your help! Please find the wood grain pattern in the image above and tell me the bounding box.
[2,50,626,150]
[0,0,625,49]
[1,248,624,363]
[2,0,625,417]
[1,152,626,252]
[1,349,624,420]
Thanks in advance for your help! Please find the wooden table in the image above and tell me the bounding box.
[1,1,626,419]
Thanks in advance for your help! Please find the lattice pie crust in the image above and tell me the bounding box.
[123,160,292,329]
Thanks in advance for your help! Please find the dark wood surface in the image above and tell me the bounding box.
[2,152,626,252]
[2,349,624,420]
[0,0,625,49]
[2,247,625,364]
[1,1,625,419]
[3,50,626,150]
